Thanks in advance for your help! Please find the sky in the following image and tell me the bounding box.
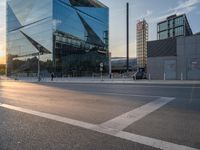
[0,0,200,64]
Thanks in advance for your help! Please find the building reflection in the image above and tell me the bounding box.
[6,0,109,77]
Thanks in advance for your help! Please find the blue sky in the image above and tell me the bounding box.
[99,0,200,57]
[0,0,200,61]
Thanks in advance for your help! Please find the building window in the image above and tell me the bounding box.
[159,31,168,39]
[175,26,184,36]
[175,16,184,27]
[169,20,173,28]
[169,29,173,37]
[55,42,62,48]
[158,21,168,32]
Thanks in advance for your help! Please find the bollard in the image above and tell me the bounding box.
[149,74,151,80]
[164,72,166,80]
[181,72,183,80]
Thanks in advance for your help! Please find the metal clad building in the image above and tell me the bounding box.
[147,38,176,57]
[147,35,200,80]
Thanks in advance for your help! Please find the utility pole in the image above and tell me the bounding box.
[126,2,129,72]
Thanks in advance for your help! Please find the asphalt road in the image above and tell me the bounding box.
[0,81,200,150]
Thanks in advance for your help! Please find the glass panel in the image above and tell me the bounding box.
[52,0,109,76]
[175,16,184,27]
[6,0,53,76]
[175,27,184,36]
[159,31,168,39]
[158,21,168,31]
[169,20,173,28]
[169,29,173,37]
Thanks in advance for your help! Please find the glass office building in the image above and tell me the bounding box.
[157,14,192,40]
[6,0,109,77]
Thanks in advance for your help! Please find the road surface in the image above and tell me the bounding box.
[0,81,200,150]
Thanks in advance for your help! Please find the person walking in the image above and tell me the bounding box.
[51,72,54,81]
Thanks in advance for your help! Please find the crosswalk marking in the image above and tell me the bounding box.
[1,97,199,150]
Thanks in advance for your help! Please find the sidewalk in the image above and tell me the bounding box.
[3,77,200,85]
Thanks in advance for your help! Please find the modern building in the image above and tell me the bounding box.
[147,14,200,80]
[157,14,193,40]
[6,0,109,77]
[136,19,148,69]
[147,34,200,80]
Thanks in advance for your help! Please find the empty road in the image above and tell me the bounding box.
[0,81,200,150]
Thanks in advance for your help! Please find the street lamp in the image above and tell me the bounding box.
[37,45,43,82]
[38,51,41,82]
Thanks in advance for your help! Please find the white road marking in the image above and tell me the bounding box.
[115,131,198,150]
[99,97,174,131]
[0,103,95,130]
[0,100,199,150]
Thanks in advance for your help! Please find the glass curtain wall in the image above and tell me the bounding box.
[157,14,192,40]
[6,0,53,77]
[53,0,109,77]
[7,0,109,77]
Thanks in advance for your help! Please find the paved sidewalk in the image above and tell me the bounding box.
[2,76,200,85]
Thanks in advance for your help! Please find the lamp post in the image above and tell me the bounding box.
[38,51,41,82]
[109,52,112,79]
[37,45,42,82]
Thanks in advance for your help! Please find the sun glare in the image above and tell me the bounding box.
[0,50,5,64]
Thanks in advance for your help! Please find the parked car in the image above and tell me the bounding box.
[133,71,146,80]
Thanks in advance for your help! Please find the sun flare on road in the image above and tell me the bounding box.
[0,50,5,64]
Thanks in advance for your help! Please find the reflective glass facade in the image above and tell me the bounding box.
[157,14,192,40]
[6,0,109,77]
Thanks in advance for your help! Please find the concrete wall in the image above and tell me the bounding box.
[177,35,200,80]
[147,56,176,80]
[147,35,200,80]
